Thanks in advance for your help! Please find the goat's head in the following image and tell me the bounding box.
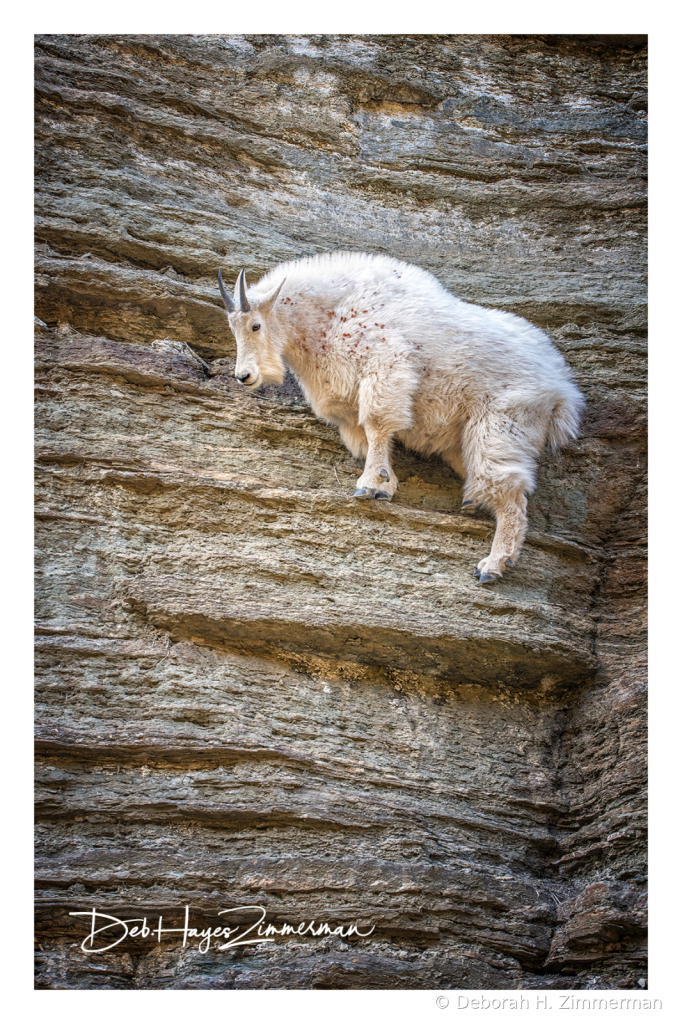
[219,268,286,388]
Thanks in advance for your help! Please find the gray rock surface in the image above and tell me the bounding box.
[35,34,647,989]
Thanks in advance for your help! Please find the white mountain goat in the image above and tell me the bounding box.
[218,252,583,584]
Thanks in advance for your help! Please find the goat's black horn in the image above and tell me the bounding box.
[218,269,235,312]
[237,268,251,312]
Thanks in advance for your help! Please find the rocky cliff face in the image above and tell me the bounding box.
[34,34,647,990]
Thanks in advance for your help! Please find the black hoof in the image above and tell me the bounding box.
[375,491,391,500]
[353,487,375,499]
[478,572,499,585]
[505,558,515,569]
[473,566,482,578]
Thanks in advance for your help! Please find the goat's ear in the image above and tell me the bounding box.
[258,278,286,314]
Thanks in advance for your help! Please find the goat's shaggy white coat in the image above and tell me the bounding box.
[222,252,583,583]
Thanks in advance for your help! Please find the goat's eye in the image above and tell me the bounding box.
[252,323,261,332]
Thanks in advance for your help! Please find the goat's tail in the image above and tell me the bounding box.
[547,382,585,450]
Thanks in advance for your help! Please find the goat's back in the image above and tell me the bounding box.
[255,251,582,443]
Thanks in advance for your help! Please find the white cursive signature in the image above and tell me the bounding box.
[69,905,375,954]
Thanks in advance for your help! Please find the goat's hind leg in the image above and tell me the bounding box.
[461,416,534,584]
[473,486,528,584]
[442,446,481,515]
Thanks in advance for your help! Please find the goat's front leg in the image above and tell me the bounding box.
[353,420,399,501]
[338,421,368,460]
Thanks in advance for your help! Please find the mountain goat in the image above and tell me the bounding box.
[218,252,583,584]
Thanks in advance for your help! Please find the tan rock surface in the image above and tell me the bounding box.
[35,34,646,989]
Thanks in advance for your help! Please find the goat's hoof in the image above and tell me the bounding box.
[505,558,515,569]
[478,572,500,585]
[472,566,482,578]
[353,487,375,499]
[379,468,390,480]
[375,490,391,500]
[461,500,477,515]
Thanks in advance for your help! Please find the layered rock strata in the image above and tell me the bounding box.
[35,34,647,989]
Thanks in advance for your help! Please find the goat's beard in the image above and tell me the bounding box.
[258,350,286,386]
